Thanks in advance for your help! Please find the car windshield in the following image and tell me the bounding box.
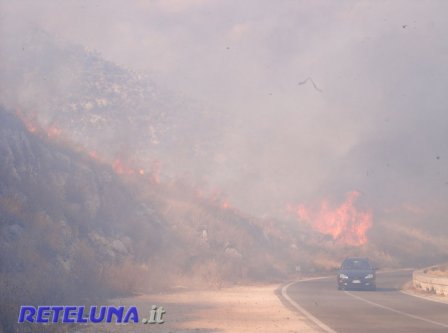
[342,259,371,270]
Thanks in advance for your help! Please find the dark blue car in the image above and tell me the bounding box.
[337,257,376,291]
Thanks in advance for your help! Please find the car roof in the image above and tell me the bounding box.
[344,257,369,261]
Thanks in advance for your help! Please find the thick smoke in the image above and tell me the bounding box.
[1,0,448,232]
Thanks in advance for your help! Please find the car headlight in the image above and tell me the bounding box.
[365,274,374,279]
[339,274,349,279]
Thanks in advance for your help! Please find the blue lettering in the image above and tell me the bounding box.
[106,306,124,323]
[17,305,141,324]
[37,306,51,323]
[123,306,139,323]
[18,306,36,323]
[63,306,77,323]
[76,306,88,323]
[52,306,64,323]
[89,306,106,323]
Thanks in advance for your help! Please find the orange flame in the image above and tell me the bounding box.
[220,199,231,210]
[15,110,158,181]
[16,110,63,140]
[46,125,62,139]
[194,186,232,210]
[23,119,38,133]
[88,151,100,160]
[112,159,136,175]
[288,191,372,246]
[15,110,38,133]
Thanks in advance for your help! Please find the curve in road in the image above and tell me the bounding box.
[282,270,448,333]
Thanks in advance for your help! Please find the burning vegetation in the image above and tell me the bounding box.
[288,191,373,246]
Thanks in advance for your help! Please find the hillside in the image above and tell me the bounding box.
[2,106,448,332]
[0,27,224,182]
[0,108,170,332]
[2,26,448,333]
[0,108,301,332]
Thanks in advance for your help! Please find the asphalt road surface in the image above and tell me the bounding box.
[282,270,448,333]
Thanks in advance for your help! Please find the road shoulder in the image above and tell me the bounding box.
[77,284,319,333]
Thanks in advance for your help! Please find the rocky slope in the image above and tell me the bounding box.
[0,27,225,181]
[0,108,302,332]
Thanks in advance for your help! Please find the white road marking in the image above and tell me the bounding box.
[282,270,447,332]
[345,290,448,329]
[282,277,337,333]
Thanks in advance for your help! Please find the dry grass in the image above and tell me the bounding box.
[425,265,448,277]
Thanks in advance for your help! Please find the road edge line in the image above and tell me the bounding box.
[344,290,448,329]
[281,278,337,333]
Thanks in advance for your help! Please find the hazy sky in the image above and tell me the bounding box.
[2,0,448,221]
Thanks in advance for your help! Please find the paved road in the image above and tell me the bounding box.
[283,270,448,333]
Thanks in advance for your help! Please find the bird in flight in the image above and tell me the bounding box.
[298,77,322,92]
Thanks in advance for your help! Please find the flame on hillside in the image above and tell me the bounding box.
[16,110,63,140]
[112,159,135,175]
[195,187,232,211]
[111,158,160,183]
[110,157,164,185]
[15,110,163,183]
[220,200,231,210]
[23,118,38,133]
[287,191,372,246]
[16,110,39,134]
[88,151,101,161]
[46,125,62,138]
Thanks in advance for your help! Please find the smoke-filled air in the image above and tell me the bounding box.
[1,1,448,332]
